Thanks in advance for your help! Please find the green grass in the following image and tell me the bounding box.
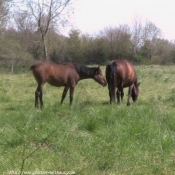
[0,65,175,174]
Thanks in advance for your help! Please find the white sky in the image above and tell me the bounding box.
[72,0,175,41]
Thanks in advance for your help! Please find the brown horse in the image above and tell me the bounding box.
[30,62,107,108]
[105,59,140,106]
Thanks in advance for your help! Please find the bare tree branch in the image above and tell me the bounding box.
[21,0,72,60]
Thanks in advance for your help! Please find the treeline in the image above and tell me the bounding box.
[1,0,175,66]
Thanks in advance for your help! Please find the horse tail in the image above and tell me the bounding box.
[110,61,117,86]
[107,61,117,103]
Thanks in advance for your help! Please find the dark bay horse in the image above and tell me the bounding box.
[30,62,107,108]
[105,59,140,106]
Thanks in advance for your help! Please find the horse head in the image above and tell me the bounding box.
[132,82,140,102]
[93,66,107,87]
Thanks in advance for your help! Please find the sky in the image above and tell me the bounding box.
[72,0,175,41]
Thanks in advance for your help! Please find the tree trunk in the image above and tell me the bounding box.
[11,60,14,73]
[42,34,49,60]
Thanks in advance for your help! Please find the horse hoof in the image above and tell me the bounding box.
[127,103,131,106]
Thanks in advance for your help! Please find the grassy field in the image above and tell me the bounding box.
[0,65,175,175]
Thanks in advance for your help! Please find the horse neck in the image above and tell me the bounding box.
[134,78,139,89]
[76,66,95,80]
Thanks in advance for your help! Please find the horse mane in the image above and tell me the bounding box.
[74,64,97,76]
[30,62,40,70]
[30,64,36,70]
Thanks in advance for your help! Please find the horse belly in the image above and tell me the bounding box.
[122,77,136,88]
[47,76,67,87]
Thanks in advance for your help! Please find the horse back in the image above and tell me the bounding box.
[30,62,79,86]
[106,59,137,88]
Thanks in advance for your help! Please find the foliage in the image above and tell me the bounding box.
[0,2,175,65]
[0,0,11,29]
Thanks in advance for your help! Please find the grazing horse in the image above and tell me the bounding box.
[105,59,140,106]
[30,62,107,108]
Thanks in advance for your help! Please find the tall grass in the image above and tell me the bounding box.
[0,65,175,174]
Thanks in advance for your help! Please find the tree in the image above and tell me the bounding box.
[170,45,175,64]
[131,16,143,55]
[66,29,81,63]
[79,34,94,64]
[140,20,162,59]
[131,18,162,59]
[90,37,108,64]
[47,30,67,63]
[0,0,13,61]
[101,25,132,60]
[13,11,39,55]
[0,0,10,29]
[22,0,72,60]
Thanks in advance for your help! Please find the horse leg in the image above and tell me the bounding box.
[35,88,39,108]
[39,88,44,109]
[121,89,124,101]
[117,86,124,103]
[116,89,120,103]
[108,84,112,104]
[35,83,44,108]
[69,86,75,105]
[127,86,132,106]
[61,86,69,104]
[110,86,116,104]
[116,88,124,103]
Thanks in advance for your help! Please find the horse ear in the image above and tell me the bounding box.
[95,67,100,74]
[97,65,100,70]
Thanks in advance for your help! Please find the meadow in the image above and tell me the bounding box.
[0,65,175,175]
